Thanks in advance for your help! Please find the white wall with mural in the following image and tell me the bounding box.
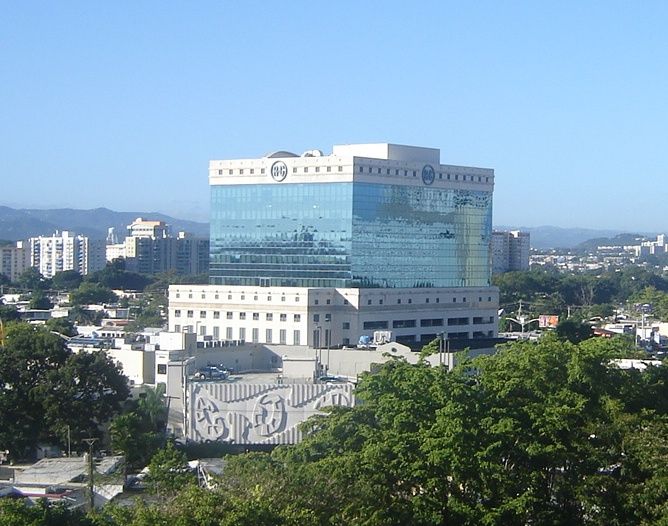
[186,382,354,444]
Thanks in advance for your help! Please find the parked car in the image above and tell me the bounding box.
[194,366,228,381]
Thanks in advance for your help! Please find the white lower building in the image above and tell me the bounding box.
[168,284,498,349]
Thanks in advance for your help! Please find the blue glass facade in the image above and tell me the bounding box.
[210,182,492,288]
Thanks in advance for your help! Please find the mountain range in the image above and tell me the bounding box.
[0,206,209,241]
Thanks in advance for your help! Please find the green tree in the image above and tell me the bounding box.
[0,323,129,459]
[146,441,196,497]
[0,323,70,457]
[0,304,20,322]
[125,292,167,332]
[110,385,167,469]
[17,267,50,291]
[45,317,77,338]
[70,282,118,306]
[86,259,152,291]
[52,269,83,291]
[40,350,130,447]
[0,498,91,526]
[556,318,594,343]
[28,290,53,310]
[68,305,104,325]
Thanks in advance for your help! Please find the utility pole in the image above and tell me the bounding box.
[82,438,97,512]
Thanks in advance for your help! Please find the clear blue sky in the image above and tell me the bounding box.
[1,1,666,230]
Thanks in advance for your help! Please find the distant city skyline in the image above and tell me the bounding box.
[2,2,667,230]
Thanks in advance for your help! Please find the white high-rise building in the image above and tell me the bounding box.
[29,231,105,278]
[169,143,499,349]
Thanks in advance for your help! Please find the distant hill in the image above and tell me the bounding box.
[0,206,209,241]
[495,225,651,250]
[574,233,648,253]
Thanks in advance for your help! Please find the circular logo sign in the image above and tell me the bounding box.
[270,161,288,182]
[422,164,435,185]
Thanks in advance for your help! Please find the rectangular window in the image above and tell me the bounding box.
[157,364,167,375]
[213,327,220,339]
[324,313,331,322]
[280,313,287,321]
[226,327,233,339]
[313,314,320,322]
[294,314,301,322]
[213,311,220,319]
[199,325,206,336]
[363,321,388,330]
[239,312,246,320]
[393,319,416,328]
[227,311,233,319]
[174,324,181,332]
[343,338,350,346]
[342,322,350,330]
[239,328,246,341]
[266,329,272,343]
[187,310,193,318]
[266,313,273,321]
[448,317,469,326]
[279,329,287,344]
[293,330,301,345]
[420,318,444,327]
[252,312,259,320]
[174,310,181,317]
[199,311,206,319]
[281,296,286,302]
[252,328,259,343]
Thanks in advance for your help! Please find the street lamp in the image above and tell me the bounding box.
[505,316,540,334]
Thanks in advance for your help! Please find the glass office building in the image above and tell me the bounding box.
[210,153,493,288]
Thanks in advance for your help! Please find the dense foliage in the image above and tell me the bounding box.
[5,336,664,525]
[110,385,168,469]
[0,323,130,459]
[494,266,668,324]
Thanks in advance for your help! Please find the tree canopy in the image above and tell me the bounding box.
[69,282,118,306]
[4,336,667,525]
[0,323,129,459]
